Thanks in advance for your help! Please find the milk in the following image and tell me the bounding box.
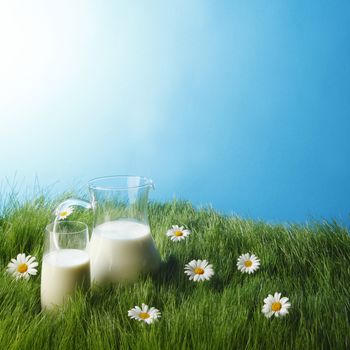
[41,249,90,310]
[89,220,160,284]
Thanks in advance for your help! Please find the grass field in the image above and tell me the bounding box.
[0,195,349,349]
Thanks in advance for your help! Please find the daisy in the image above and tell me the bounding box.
[262,292,291,318]
[56,206,74,220]
[7,253,39,280]
[128,303,161,324]
[166,225,191,242]
[184,259,214,282]
[237,253,260,274]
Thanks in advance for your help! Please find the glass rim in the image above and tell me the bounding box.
[46,221,88,235]
[88,175,153,191]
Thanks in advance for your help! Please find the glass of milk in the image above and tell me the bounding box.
[53,175,161,285]
[41,221,90,310]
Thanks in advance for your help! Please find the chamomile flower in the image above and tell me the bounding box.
[184,259,214,282]
[262,292,291,318]
[128,303,161,324]
[56,206,74,220]
[7,253,38,280]
[166,225,191,242]
[237,253,260,274]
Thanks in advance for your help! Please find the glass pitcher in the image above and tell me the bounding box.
[55,175,161,285]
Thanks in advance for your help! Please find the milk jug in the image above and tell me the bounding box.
[55,176,160,285]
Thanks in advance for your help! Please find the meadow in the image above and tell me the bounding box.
[0,195,349,349]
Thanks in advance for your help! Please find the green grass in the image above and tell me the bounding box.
[0,195,350,349]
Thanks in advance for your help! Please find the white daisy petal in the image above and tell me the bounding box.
[190,260,197,267]
[199,260,206,268]
[279,309,289,316]
[27,256,36,264]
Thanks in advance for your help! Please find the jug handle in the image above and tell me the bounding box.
[50,198,92,251]
[54,198,93,219]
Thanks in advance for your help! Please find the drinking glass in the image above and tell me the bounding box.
[41,221,90,310]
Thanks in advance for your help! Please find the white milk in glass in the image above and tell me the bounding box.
[89,219,160,284]
[41,249,90,310]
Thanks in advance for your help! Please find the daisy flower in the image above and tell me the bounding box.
[237,253,260,274]
[128,303,161,324]
[7,253,38,280]
[184,259,214,282]
[262,292,291,318]
[166,225,191,242]
[55,206,74,220]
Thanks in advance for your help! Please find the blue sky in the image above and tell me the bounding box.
[0,0,349,224]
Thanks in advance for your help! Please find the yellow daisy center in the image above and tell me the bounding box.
[244,260,253,267]
[194,267,204,275]
[60,211,68,217]
[271,302,282,312]
[174,230,183,237]
[17,263,28,273]
[139,312,150,319]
